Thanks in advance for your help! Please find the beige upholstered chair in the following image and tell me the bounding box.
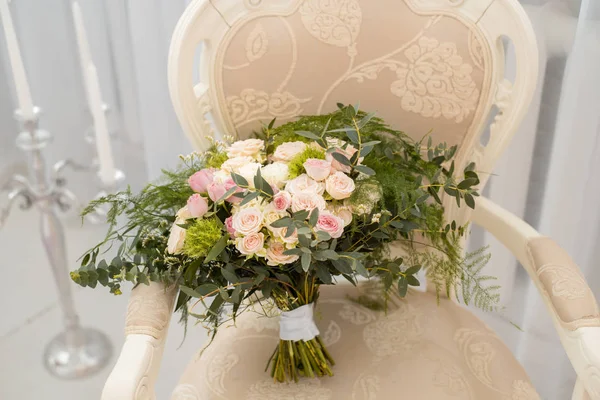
[102,1,600,399]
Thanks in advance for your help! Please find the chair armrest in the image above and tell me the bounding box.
[472,197,600,398]
[102,282,178,400]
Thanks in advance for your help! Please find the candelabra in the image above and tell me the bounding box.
[0,107,121,379]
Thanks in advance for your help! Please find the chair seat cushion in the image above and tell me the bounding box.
[171,284,539,399]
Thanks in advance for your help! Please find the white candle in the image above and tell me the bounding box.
[87,64,116,186]
[71,1,92,104]
[0,0,35,119]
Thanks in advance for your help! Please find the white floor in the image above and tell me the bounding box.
[0,205,572,399]
[0,207,209,400]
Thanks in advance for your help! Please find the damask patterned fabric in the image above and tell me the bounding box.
[124,283,177,339]
[527,237,600,331]
[216,0,492,147]
[171,284,539,399]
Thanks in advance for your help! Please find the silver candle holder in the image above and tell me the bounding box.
[0,107,119,379]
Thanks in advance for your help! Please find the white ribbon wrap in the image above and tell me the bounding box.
[279,303,320,341]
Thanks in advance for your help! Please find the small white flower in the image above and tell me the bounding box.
[371,213,382,223]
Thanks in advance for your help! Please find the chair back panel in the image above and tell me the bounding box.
[168,0,538,223]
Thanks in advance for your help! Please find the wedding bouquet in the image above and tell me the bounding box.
[71,104,497,382]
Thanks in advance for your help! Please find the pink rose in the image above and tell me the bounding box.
[291,192,327,212]
[187,194,209,218]
[223,178,243,204]
[272,191,292,211]
[266,240,299,266]
[303,158,332,181]
[235,232,266,256]
[188,168,214,193]
[275,226,298,246]
[315,211,345,238]
[232,207,263,235]
[325,171,355,200]
[207,181,226,203]
[224,216,236,238]
[326,146,362,174]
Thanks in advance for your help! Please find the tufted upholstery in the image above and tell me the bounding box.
[170,283,539,399]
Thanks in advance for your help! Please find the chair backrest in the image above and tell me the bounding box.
[168,0,538,223]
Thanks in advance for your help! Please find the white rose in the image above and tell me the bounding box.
[227,138,265,159]
[263,206,289,232]
[221,156,254,173]
[266,240,299,266]
[285,174,325,195]
[176,205,192,221]
[272,141,307,162]
[326,171,355,200]
[232,207,263,235]
[212,169,231,184]
[166,223,186,254]
[261,162,289,188]
[291,192,327,212]
[237,162,262,188]
[236,232,266,256]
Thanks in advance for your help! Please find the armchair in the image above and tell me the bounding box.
[101,0,600,398]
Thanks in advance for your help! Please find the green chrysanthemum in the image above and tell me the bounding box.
[287,147,326,179]
[183,217,223,259]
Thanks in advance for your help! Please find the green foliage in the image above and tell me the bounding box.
[287,146,326,179]
[182,218,224,259]
[205,150,228,169]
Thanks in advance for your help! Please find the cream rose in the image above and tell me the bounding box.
[231,207,263,235]
[266,240,299,266]
[263,206,289,232]
[315,211,345,239]
[167,223,186,254]
[291,192,327,212]
[325,171,355,200]
[272,141,307,162]
[261,162,289,188]
[176,205,192,221]
[167,206,192,254]
[221,156,254,173]
[275,226,299,247]
[285,174,325,195]
[236,232,266,256]
[303,158,332,181]
[227,138,264,159]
